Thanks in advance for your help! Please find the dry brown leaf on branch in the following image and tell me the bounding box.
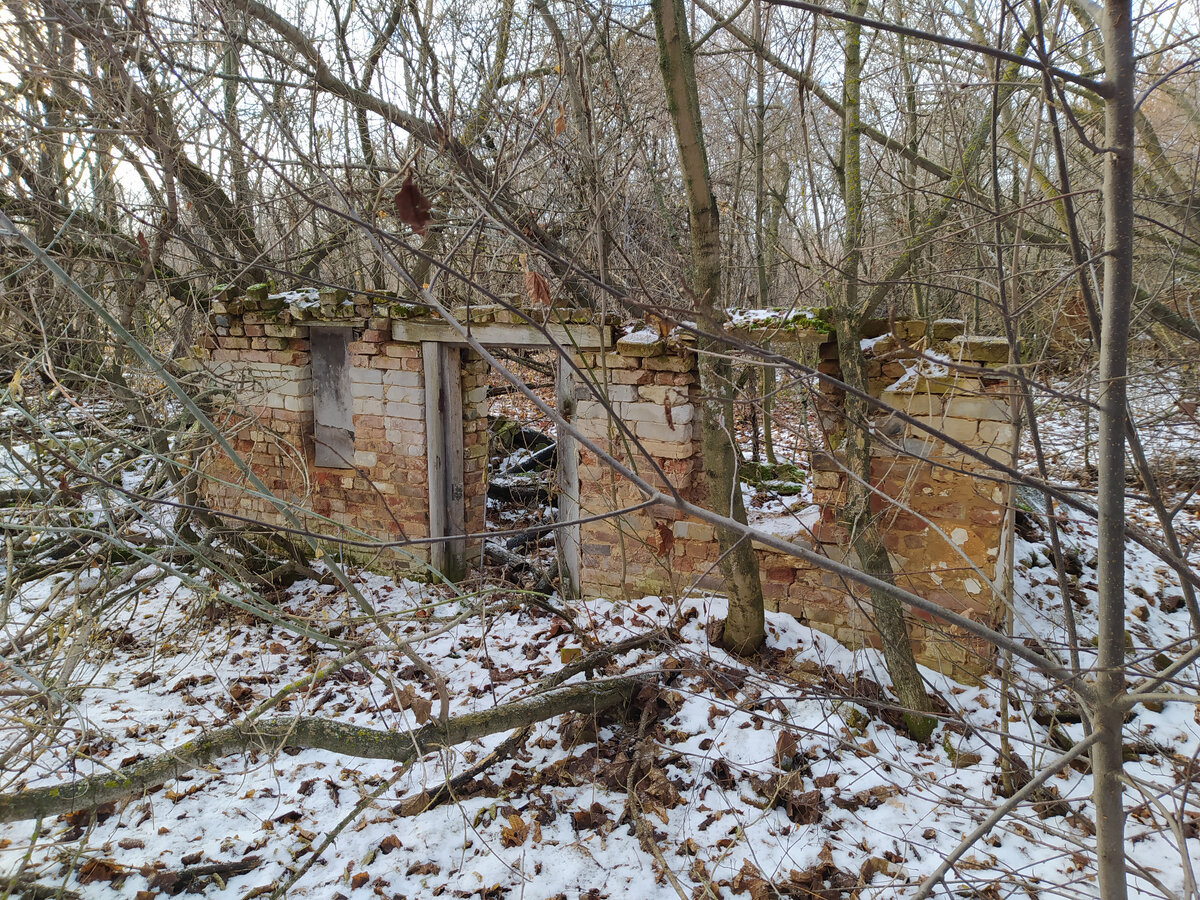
[554,103,567,137]
[393,174,432,235]
[652,521,674,556]
[525,269,552,309]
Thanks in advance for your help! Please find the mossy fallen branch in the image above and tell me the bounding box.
[0,677,640,824]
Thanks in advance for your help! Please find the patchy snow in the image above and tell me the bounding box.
[860,334,889,352]
[882,355,951,393]
[620,327,662,345]
[2,372,1200,900]
[726,306,826,330]
[270,288,321,307]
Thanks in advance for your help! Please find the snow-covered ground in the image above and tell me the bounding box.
[1,379,1199,899]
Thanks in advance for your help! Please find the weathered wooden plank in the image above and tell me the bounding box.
[424,342,447,575]
[424,343,466,581]
[311,327,354,468]
[441,346,466,580]
[556,358,581,598]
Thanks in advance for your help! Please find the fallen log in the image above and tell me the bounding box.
[484,540,555,594]
[503,442,557,475]
[487,477,551,504]
[0,677,640,824]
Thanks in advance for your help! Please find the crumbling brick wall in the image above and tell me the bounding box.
[575,319,1014,677]
[201,286,451,569]
[200,289,1012,676]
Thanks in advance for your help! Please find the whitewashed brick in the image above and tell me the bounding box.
[354,398,384,416]
[354,381,383,400]
[638,385,688,405]
[635,419,692,442]
[385,384,423,405]
[380,369,422,388]
[385,401,423,420]
[352,367,383,385]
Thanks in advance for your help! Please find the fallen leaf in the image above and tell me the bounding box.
[499,813,529,847]
[409,695,432,725]
[78,859,122,884]
[729,859,771,900]
[571,802,611,832]
[775,731,800,769]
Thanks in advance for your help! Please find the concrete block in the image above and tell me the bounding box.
[914,416,977,443]
[644,354,694,373]
[575,400,619,422]
[672,520,716,542]
[931,318,965,340]
[950,335,1009,364]
[636,438,697,459]
[622,401,694,426]
[881,391,942,417]
[598,384,638,403]
[977,421,1016,447]
[354,382,383,400]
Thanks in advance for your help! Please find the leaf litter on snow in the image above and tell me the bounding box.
[2,387,1199,898]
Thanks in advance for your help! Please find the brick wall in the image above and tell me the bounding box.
[201,286,439,570]
[201,290,1013,677]
[575,319,1015,677]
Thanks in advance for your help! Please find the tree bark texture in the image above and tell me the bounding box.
[1091,0,1135,895]
[835,0,935,741]
[652,0,765,654]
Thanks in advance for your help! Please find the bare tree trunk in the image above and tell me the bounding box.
[752,0,778,466]
[1092,0,1134,895]
[652,0,765,654]
[836,0,934,740]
